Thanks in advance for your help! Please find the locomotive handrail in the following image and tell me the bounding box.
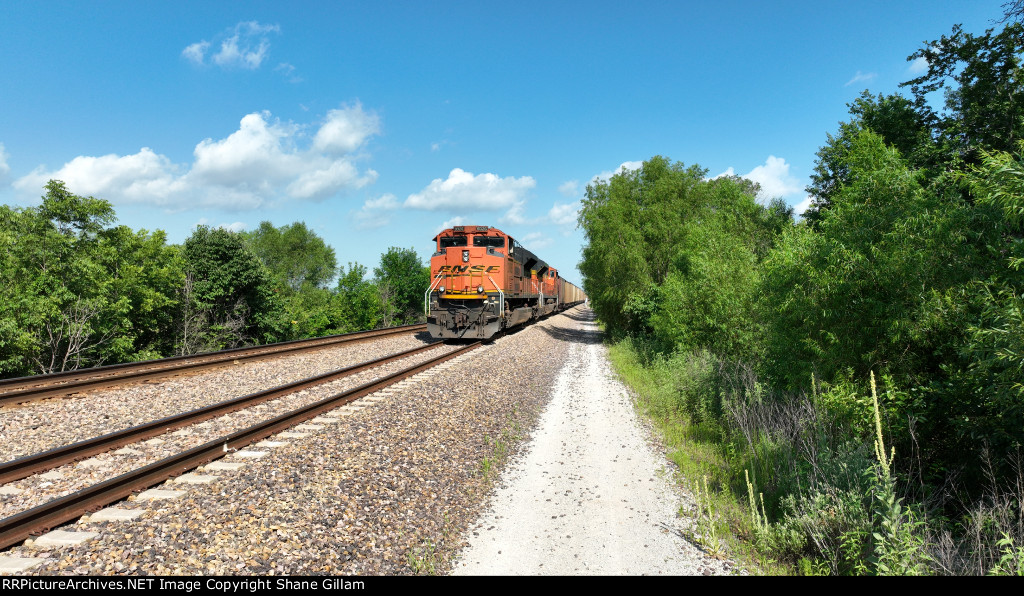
[487,275,505,317]
[424,272,445,315]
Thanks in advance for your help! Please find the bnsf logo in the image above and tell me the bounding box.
[437,265,500,273]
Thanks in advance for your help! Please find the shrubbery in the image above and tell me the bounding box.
[582,10,1024,574]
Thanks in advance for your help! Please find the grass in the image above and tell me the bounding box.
[479,408,526,483]
[605,339,789,574]
[606,336,1024,575]
[407,539,439,575]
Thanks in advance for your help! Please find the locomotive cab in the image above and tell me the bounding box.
[426,226,508,339]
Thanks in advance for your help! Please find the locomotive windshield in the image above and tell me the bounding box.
[439,236,468,248]
[472,236,505,248]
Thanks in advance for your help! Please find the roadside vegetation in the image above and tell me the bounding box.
[0,187,431,379]
[580,8,1024,575]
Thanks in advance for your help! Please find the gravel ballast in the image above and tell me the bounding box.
[0,312,574,574]
[0,307,738,575]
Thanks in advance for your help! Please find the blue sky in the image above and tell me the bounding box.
[0,1,1007,282]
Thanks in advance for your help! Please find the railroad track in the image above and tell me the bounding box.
[0,339,483,551]
[0,324,426,406]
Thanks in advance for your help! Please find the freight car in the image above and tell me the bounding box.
[425,225,585,339]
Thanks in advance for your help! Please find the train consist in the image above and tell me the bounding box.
[425,225,585,339]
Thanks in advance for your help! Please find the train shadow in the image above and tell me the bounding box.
[539,309,603,345]
[559,308,593,322]
[538,324,603,345]
[413,331,436,343]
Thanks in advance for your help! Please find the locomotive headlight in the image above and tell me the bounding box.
[477,285,484,293]
[439,286,445,294]
[462,250,469,262]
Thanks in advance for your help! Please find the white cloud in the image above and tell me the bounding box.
[741,156,801,203]
[363,193,399,210]
[521,231,553,251]
[558,180,579,197]
[286,160,375,200]
[183,21,280,70]
[591,160,642,184]
[181,41,209,65]
[13,106,381,211]
[192,218,247,233]
[312,103,380,154]
[0,143,10,179]
[14,148,186,204]
[907,56,928,75]
[404,168,535,211]
[435,216,467,233]
[499,201,533,225]
[794,195,814,217]
[548,201,579,226]
[845,70,877,87]
[353,193,399,229]
[711,156,801,204]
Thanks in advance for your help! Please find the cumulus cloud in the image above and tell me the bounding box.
[404,168,535,212]
[558,180,579,197]
[520,231,553,250]
[193,218,247,233]
[907,56,929,75]
[182,21,280,70]
[591,160,642,184]
[794,195,814,217]
[14,105,380,211]
[712,156,801,204]
[499,201,532,225]
[313,103,380,154]
[548,201,579,226]
[743,155,801,201]
[352,193,399,229]
[181,41,209,65]
[845,70,877,87]
[0,143,10,179]
[435,216,467,233]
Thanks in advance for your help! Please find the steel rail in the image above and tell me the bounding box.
[0,324,427,406]
[0,341,446,485]
[0,340,483,551]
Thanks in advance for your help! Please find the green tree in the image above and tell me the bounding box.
[373,247,429,325]
[578,157,785,348]
[901,21,1024,169]
[241,221,338,291]
[805,92,934,225]
[179,226,282,353]
[0,181,181,376]
[335,262,382,332]
[578,157,710,337]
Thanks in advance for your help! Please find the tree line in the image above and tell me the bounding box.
[0,183,430,379]
[579,11,1024,574]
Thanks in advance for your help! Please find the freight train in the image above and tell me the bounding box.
[425,225,586,339]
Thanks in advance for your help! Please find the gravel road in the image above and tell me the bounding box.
[451,307,738,575]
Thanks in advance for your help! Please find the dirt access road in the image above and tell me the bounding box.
[451,307,740,575]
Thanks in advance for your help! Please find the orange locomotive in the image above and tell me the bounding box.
[425,225,585,339]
